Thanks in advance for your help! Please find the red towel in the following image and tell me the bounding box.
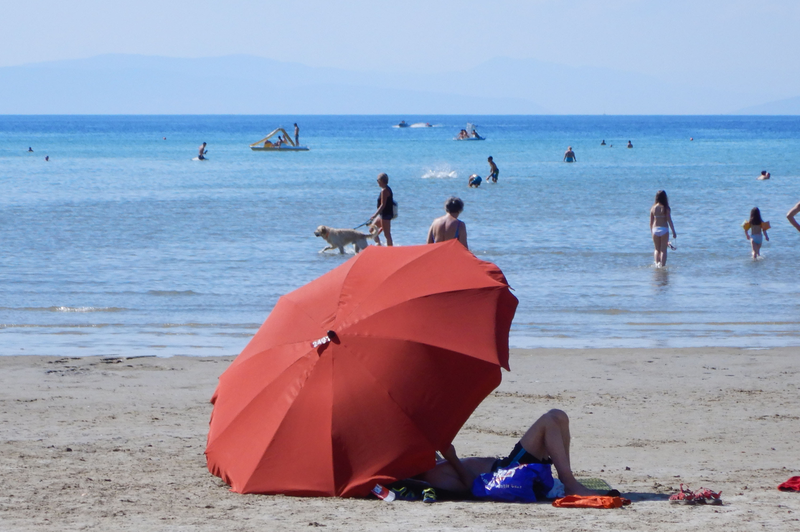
[778,476,800,492]
[552,495,631,508]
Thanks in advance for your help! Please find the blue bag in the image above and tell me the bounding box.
[471,463,555,503]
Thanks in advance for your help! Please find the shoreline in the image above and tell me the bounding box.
[2,347,799,530]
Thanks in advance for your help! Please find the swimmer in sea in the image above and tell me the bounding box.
[563,146,576,163]
[468,174,482,188]
[758,171,770,180]
[45,156,49,161]
[627,140,633,148]
[601,140,606,145]
[487,156,499,183]
[198,142,207,160]
[28,147,33,152]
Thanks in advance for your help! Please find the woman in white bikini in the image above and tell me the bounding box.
[650,190,676,267]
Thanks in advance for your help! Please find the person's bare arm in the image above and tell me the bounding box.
[458,222,468,250]
[787,202,800,233]
[667,209,676,239]
[764,228,769,241]
[744,227,751,240]
[649,209,655,232]
[441,445,475,492]
[427,223,435,244]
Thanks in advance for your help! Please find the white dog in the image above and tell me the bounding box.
[314,225,378,254]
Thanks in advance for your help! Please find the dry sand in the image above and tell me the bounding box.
[1,347,799,531]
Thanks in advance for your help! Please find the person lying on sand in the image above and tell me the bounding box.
[419,409,598,496]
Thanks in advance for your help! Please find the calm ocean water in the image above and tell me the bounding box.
[2,115,800,356]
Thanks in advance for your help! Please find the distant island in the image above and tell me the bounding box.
[0,54,797,115]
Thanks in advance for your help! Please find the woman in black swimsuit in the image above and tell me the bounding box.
[370,173,394,246]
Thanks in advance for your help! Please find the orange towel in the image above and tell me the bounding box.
[552,495,631,508]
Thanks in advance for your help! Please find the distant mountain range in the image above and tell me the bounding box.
[736,96,800,115]
[0,54,797,115]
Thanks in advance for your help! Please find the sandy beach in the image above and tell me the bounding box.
[2,347,799,531]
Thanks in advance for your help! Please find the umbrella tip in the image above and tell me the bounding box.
[327,330,339,344]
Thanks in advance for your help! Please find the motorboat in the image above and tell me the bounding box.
[455,123,485,141]
[393,121,410,128]
[250,128,309,151]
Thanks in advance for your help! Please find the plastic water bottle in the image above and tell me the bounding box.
[371,484,396,502]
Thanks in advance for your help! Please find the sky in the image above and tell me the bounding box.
[2,0,799,101]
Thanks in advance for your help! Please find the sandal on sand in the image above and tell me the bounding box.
[694,487,722,505]
[669,484,697,505]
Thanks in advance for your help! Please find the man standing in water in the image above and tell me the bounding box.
[787,201,800,233]
[294,123,300,146]
[563,146,577,162]
[487,156,499,183]
[427,196,468,249]
[198,142,207,160]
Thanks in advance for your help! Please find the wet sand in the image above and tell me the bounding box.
[1,347,799,531]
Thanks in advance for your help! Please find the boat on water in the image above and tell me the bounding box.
[455,123,484,141]
[393,121,410,128]
[249,128,309,151]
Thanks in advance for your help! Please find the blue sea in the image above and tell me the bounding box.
[2,115,800,356]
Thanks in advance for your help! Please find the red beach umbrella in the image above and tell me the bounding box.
[205,240,518,497]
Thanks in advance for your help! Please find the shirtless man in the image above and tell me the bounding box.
[758,171,770,180]
[564,146,577,163]
[294,123,300,146]
[420,409,596,496]
[427,196,467,249]
[487,156,499,183]
[787,201,800,233]
[198,142,207,160]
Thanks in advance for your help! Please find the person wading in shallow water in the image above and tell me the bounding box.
[370,173,394,246]
[427,196,468,249]
[650,190,677,267]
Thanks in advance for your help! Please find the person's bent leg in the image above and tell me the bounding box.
[518,409,595,496]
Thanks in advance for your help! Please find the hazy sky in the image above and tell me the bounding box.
[3,0,799,97]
